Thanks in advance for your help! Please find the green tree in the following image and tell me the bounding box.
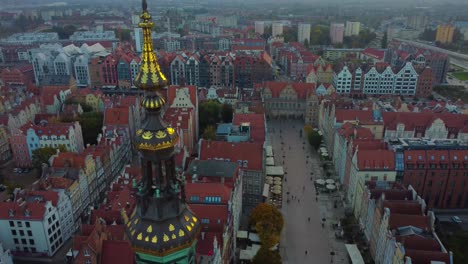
[202,125,216,140]
[60,112,103,145]
[78,112,103,145]
[310,25,330,45]
[220,103,233,123]
[115,28,132,42]
[307,129,322,150]
[32,145,67,170]
[283,26,298,42]
[199,100,221,136]
[382,32,388,48]
[15,14,28,31]
[253,248,282,264]
[419,28,436,41]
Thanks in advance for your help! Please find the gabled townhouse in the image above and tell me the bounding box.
[198,139,263,215]
[10,121,84,168]
[348,149,396,215]
[358,182,452,264]
[262,81,316,120]
[167,85,199,143]
[38,173,83,231]
[49,152,99,208]
[185,159,242,264]
[382,112,467,141]
[0,192,65,257]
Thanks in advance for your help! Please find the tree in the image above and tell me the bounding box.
[202,125,216,140]
[199,100,221,136]
[32,146,67,170]
[381,32,388,48]
[283,26,298,42]
[250,203,284,247]
[78,112,103,145]
[419,28,436,41]
[310,25,330,45]
[115,29,132,42]
[253,248,282,264]
[307,129,322,150]
[220,103,233,123]
[60,112,103,145]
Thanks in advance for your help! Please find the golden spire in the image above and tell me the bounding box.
[134,0,167,92]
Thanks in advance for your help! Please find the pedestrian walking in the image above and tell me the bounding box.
[308,217,310,222]
[305,250,308,255]
[322,223,325,228]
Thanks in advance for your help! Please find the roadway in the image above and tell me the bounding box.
[434,209,468,231]
[268,119,349,264]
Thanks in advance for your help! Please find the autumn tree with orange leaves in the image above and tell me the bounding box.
[250,203,284,250]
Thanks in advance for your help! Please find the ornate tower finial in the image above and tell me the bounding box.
[134,0,167,93]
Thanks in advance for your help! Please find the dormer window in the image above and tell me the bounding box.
[243,160,248,168]
[407,155,412,160]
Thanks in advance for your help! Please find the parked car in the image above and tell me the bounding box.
[452,216,462,223]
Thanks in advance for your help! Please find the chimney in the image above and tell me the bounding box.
[201,232,205,240]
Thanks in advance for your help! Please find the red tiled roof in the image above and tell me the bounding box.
[51,152,87,168]
[362,48,385,60]
[41,92,58,105]
[383,112,467,132]
[195,231,222,255]
[352,139,385,152]
[20,122,75,137]
[405,249,450,264]
[233,113,265,143]
[0,202,46,221]
[404,150,427,164]
[163,107,192,130]
[337,123,374,140]
[335,110,377,125]
[90,209,122,225]
[370,190,413,200]
[389,214,430,230]
[199,140,263,171]
[22,190,59,207]
[47,177,74,189]
[185,182,232,203]
[189,203,228,231]
[104,107,129,126]
[263,82,315,99]
[167,85,198,107]
[101,240,135,264]
[357,149,395,170]
[383,201,422,215]
[397,235,442,251]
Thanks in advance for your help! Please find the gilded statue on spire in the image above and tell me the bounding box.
[134,0,167,91]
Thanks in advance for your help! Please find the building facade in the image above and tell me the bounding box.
[330,23,345,44]
[298,23,311,44]
[436,24,455,44]
[345,21,360,37]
